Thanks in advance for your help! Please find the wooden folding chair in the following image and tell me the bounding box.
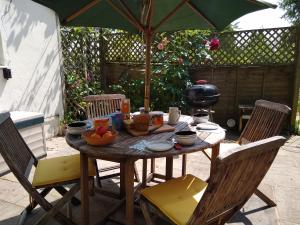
[83,94,140,187]
[140,136,286,225]
[183,99,290,206]
[0,112,95,225]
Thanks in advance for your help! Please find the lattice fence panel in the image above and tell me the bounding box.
[61,27,297,69]
[104,33,145,63]
[210,27,296,66]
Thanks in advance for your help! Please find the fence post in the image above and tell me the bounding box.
[291,25,300,131]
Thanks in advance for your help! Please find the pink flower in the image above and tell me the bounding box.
[157,42,164,50]
[209,38,220,50]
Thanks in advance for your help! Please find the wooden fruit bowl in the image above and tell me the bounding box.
[82,129,117,146]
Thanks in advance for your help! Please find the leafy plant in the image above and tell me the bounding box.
[280,0,300,25]
[110,30,218,113]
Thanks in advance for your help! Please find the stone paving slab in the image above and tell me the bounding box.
[0,135,299,225]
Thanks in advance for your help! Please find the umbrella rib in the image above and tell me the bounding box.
[64,0,102,23]
[106,1,144,32]
[186,2,216,29]
[145,0,153,30]
[119,0,144,30]
[153,0,189,32]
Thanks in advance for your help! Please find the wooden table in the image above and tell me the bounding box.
[65,115,225,225]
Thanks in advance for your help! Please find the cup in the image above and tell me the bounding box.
[150,111,164,126]
[94,117,109,129]
[168,107,181,125]
[121,99,130,114]
[111,112,123,130]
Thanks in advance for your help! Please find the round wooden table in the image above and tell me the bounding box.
[65,115,225,225]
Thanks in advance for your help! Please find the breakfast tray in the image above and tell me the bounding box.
[126,124,175,137]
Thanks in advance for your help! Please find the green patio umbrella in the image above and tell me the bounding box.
[32,0,276,112]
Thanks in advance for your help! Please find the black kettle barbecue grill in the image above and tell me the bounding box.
[184,80,220,121]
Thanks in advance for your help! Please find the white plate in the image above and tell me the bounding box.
[197,123,219,130]
[145,141,174,152]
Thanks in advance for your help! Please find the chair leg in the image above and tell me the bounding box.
[18,208,29,225]
[150,158,155,174]
[94,159,102,187]
[182,154,187,176]
[140,199,155,225]
[35,183,80,225]
[27,187,53,213]
[66,202,72,219]
[202,149,212,160]
[54,186,81,206]
[254,188,277,207]
[96,159,140,185]
[134,163,141,183]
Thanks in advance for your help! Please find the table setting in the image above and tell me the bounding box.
[65,106,226,225]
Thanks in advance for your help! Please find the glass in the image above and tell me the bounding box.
[121,99,131,114]
[94,118,109,129]
[152,113,164,126]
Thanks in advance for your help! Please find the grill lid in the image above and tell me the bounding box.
[184,80,220,107]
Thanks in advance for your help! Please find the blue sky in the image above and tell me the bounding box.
[233,0,291,30]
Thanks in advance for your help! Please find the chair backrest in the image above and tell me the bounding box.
[239,99,291,145]
[0,112,37,182]
[188,136,286,225]
[83,94,126,119]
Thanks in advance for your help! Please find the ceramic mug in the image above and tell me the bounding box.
[168,107,181,125]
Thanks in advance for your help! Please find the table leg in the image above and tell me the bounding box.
[120,162,126,197]
[210,143,220,176]
[142,159,148,188]
[150,158,155,173]
[80,153,89,225]
[124,159,135,225]
[165,157,173,180]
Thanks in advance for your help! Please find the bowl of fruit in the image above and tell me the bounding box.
[82,126,117,146]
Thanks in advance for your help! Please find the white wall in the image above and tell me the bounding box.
[0,0,64,138]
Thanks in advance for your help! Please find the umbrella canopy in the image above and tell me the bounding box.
[32,0,276,111]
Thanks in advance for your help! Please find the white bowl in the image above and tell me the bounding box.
[175,131,197,145]
[193,113,209,123]
[67,121,87,135]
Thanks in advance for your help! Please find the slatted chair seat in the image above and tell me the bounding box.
[140,136,286,225]
[83,94,140,188]
[0,112,95,225]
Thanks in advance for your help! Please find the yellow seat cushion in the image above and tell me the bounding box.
[32,154,96,188]
[141,174,207,225]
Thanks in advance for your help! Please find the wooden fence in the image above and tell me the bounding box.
[61,26,300,130]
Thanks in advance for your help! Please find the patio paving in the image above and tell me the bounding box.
[0,134,300,225]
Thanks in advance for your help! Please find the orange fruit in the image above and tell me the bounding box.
[91,133,101,139]
[103,131,113,139]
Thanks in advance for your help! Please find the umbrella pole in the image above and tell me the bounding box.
[144,31,152,113]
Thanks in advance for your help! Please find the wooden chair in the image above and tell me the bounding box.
[0,112,96,225]
[183,99,290,207]
[83,94,140,187]
[140,136,286,225]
